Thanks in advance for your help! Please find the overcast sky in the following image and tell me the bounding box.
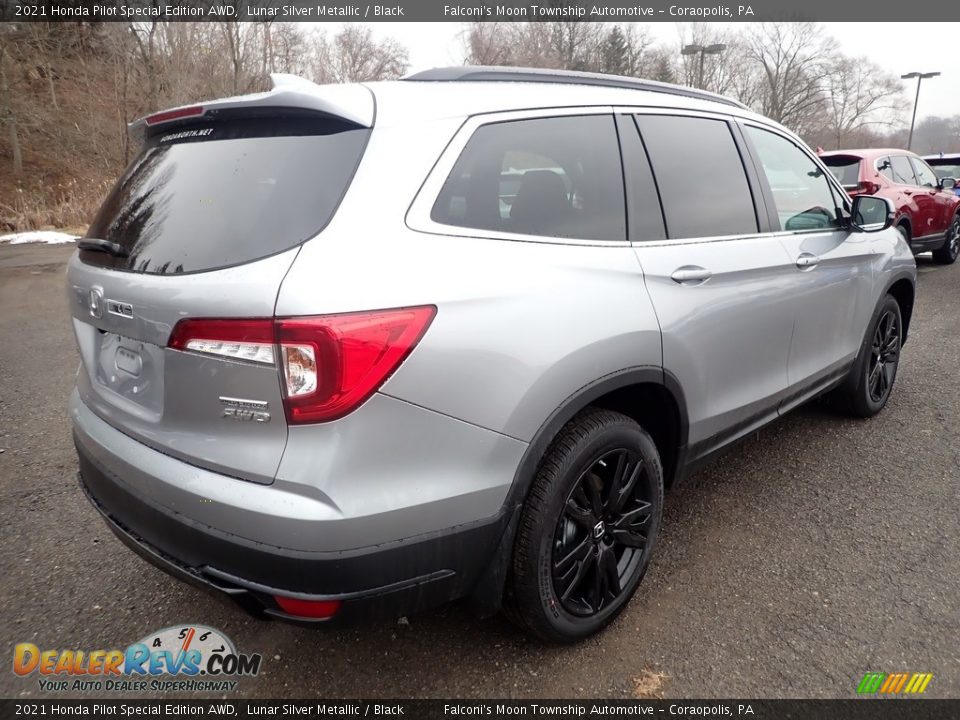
[334,22,957,122]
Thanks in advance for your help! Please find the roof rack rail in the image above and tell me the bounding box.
[403,66,748,111]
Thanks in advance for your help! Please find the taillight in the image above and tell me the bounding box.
[857,180,880,196]
[167,306,436,424]
[168,318,275,364]
[276,307,436,424]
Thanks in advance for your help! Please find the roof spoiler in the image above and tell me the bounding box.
[127,74,374,144]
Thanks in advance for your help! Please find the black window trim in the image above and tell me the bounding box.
[614,113,667,243]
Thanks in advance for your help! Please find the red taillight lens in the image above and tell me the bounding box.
[145,105,205,125]
[857,180,880,196]
[273,596,341,620]
[167,306,436,424]
[277,306,436,424]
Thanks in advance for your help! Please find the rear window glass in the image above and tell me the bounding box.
[430,115,626,242]
[822,157,861,187]
[928,163,960,179]
[82,116,369,275]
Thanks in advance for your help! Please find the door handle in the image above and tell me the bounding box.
[670,266,712,285]
[796,253,820,269]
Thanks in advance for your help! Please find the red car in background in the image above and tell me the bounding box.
[820,148,960,264]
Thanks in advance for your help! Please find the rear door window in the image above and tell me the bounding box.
[431,114,626,241]
[82,116,370,275]
[890,155,918,186]
[634,115,758,239]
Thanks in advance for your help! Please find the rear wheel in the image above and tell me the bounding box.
[506,409,663,643]
[834,295,903,418]
[932,214,960,264]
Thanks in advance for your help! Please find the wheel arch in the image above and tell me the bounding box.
[508,368,689,501]
[467,367,688,616]
[896,215,912,239]
[886,276,915,343]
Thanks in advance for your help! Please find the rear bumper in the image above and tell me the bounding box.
[76,437,508,622]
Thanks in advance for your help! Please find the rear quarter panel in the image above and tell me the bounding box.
[275,118,663,442]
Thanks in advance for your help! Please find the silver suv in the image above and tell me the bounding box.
[68,67,916,642]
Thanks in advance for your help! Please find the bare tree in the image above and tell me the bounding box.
[745,22,836,137]
[547,21,606,70]
[461,20,608,72]
[0,37,22,176]
[128,21,163,109]
[822,55,904,146]
[312,25,409,84]
[461,22,515,66]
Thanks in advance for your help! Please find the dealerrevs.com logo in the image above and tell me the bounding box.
[13,625,261,693]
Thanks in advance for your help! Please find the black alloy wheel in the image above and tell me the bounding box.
[506,408,663,643]
[932,214,960,264]
[552,448,653,617]
[832,294,903,418]
[867,308,900,405]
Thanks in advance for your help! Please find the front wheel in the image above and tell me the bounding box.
[932,214,960,265]
[506,408,663,643]
[834,295,903,418]
[896,223,911,252]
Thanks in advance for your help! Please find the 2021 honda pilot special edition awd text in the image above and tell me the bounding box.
[69,67,917,642]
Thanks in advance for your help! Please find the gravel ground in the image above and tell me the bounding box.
[1,243,957,700]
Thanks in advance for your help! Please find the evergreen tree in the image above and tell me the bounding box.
[600,26,629,76]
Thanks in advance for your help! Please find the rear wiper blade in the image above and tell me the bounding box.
[77,238,129,258]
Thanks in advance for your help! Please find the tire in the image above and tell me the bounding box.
[834,295,903,418]
[505,408,663,643]
[896,223,911,252]
[932,214,960,265]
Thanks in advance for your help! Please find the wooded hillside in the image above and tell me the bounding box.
[2,20,957,233]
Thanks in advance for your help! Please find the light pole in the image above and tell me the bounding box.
[900,71,939,151]
[681,43,725,90]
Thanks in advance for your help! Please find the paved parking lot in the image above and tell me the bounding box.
[1,243,958,699]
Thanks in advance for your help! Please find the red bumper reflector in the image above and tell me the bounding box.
[273,596,341,619]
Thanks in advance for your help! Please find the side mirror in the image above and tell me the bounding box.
[850,195,894,233]
[940,177,956,191]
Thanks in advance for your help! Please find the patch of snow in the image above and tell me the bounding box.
[0,230,78,245]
